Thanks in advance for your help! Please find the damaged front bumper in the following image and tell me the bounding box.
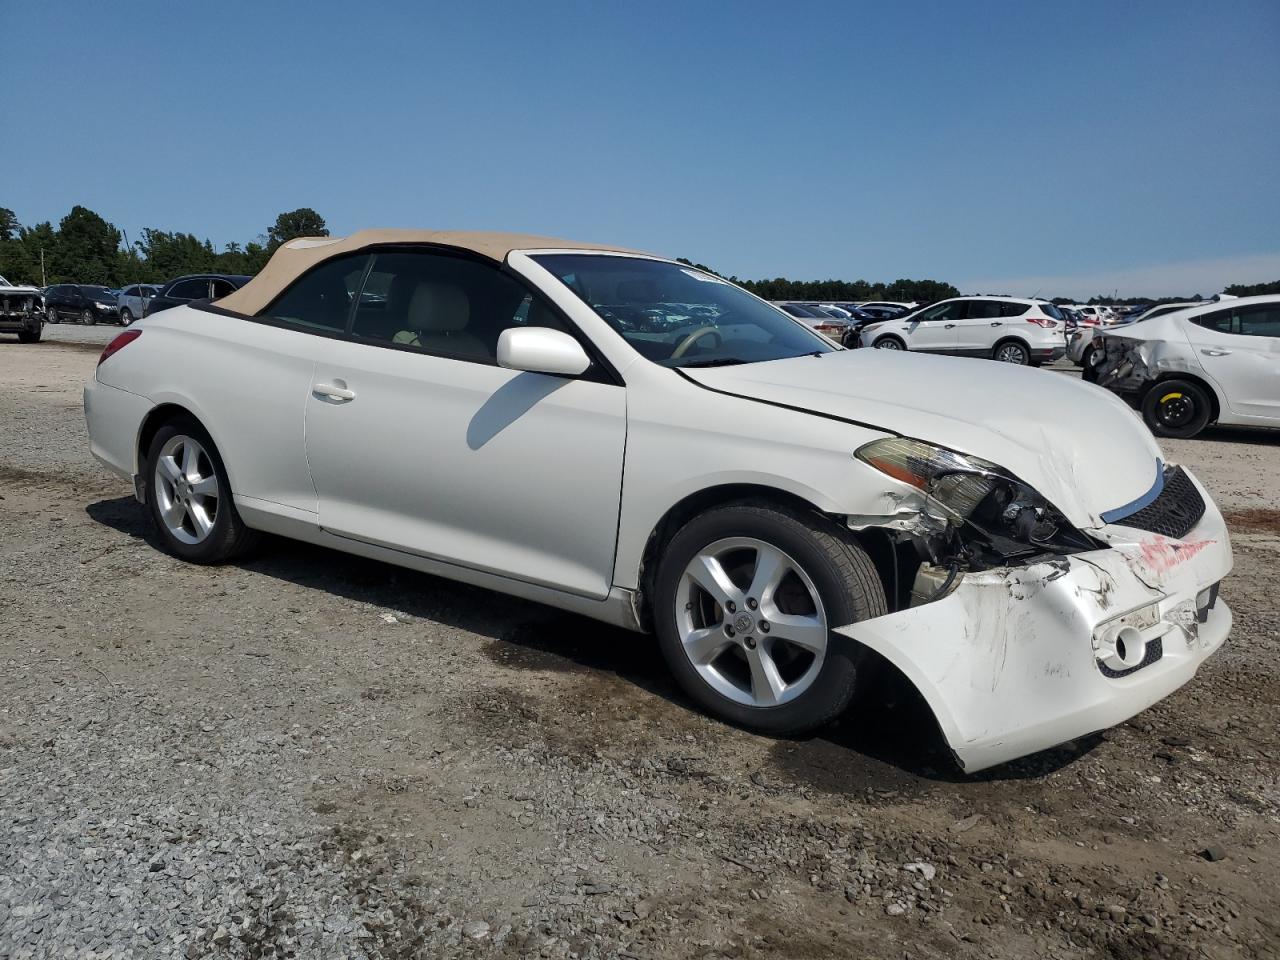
[836,471,1233,773]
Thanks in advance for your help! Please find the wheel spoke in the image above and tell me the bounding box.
[158,455,182,484]
[767,610,828,654]
[746,643,786,705]
[187,501,214,538]
[161,498,185,529]
[747,545,789,605]
[687,553,740,609]
[683,626,730,665]
[191,475,218,498]
[181,441,200,480]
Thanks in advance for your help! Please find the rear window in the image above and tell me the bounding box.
[1000,301,1030,317]
[1037,303,1064,321]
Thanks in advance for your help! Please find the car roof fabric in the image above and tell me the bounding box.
[215,228,650,315]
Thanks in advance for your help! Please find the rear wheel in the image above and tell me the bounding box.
[993,339,1030,365]
[81,308,95,326]
[653,502,887,735]
[145,418,262,563]
[1142,379,1212,439]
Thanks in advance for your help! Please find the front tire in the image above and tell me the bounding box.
[120,308,133,326]
[653,502,887,736]
[45,308,59,324]
[1142,379,1212,438]
[145,418,262,563]
[81,308,96,326]
[17,326,41,343]
[873,336,905,350]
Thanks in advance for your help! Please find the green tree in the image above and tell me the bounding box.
[267,208,328,251]
[54,206,122,285]
[1224,279,1280,297]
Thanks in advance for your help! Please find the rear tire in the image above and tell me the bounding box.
[653,501,887,736]
[993,339,1030,364]
[145,417,262,563]
[1142,379,1212,439]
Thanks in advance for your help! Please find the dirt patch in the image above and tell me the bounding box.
[1223,508,1280,536]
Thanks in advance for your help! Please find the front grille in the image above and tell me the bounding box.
[1114,466,1206,539]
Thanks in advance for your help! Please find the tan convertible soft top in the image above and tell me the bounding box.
[216,228,651,315]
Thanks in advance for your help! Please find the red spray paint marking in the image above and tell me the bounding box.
[1138,538,1213,575]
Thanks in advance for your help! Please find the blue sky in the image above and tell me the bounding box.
[3,0,1278,297]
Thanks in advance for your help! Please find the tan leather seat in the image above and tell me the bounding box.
[393,282,489,360]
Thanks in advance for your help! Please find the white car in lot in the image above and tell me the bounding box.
[84,229,1232,772]
[1071,301,1205,373]
[859,296,1067,365]
[1095,295,1280,438]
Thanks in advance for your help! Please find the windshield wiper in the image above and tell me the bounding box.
[678,357,749,368]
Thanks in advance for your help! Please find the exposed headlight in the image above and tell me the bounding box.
[95,302,116,310]
[855,437,1093,556]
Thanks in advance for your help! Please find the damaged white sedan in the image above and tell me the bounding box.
[84,230,1233,773]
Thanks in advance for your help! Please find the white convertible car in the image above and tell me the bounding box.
[84,230,1233,772]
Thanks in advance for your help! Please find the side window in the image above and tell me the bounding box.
[1000,301,1031,317]
[912,302,953,323]
[209,278,237,299]
[349,250,565,363]
[968,300,1003,319]
[121,286,136,298]
[167,278,210,301]
[1234,303,1280,338]
[1193,308,1236,334]
[257,255,369,332]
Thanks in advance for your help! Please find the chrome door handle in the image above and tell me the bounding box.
[990,321,1002,326]
[1200,349,1231,357]
[944,323,956,329]
[313,382,356,401]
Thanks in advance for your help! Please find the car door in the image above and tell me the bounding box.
[900,300,963,353]
[1185,303,1280,422]
[304,247,627,600]
[950,299,1006,354]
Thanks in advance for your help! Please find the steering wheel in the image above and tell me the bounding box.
[671,326,723,359]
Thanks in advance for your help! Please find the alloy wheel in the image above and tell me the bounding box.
[153,434,220,545]
[81,309,95,326]
[874,339,901,350]
[675,537,828,707]
[996,343,1027,364]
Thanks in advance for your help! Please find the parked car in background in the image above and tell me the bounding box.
[117,284,162,326]
[856,304,912,322]
[0,274,45,342]
[859,296,1066,365]
[145,274,252,317]
[1073,302,1206,376]
[857,301,916,317]
[1095,295,1280,437]
[44,284,121,325]
[84,227,1232,773]
[775,302,855,346]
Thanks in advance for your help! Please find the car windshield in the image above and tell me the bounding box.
[531,255,834,367]
[80,286,114,298]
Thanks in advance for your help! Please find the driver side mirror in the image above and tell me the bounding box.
[497,327,591,377]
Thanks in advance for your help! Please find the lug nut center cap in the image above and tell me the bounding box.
[733,612,754,635]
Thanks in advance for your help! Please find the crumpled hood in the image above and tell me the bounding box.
[684,350,1163,530]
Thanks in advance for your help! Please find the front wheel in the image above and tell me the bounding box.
[145,418,262,563]
[120,308,133,326]
[1142,380,1212,439]
[873,336,904,350]
[45,308,59,324]
[653,502,887,735]
[17,327,42,343]
[81,308,96,326]
[993,340,1030,364]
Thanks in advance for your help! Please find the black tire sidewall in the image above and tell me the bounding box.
[120,309,132,326]
[1142,380,1212,438]
[82,309,96,326]
[994,339,1029,364]
[874,336,905,350]
[653,505,880,735]
[145,419,239,563]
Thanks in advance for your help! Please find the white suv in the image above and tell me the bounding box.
[859,297,1067,365]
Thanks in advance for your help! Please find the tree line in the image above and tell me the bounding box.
[3,204,1273,306]
[0,205,328,287]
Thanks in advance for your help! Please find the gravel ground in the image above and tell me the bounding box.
[2,326,1278,960]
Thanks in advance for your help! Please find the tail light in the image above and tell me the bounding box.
[1027,316,1057,328]
[813,323,845,336]
[98,329,141,366]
